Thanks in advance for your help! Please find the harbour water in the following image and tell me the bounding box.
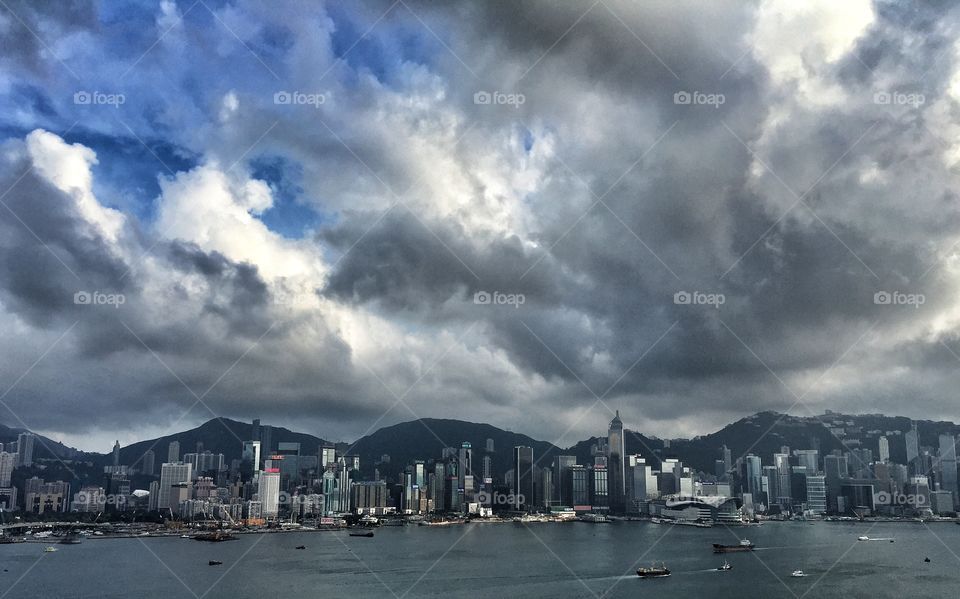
[3,521,958,598]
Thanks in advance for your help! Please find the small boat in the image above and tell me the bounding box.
[924,557,931,563]
[717,560,732,571]
[43,547,57,553]
[180,534,191,539]
[208,560,222,566]
[349,531,374,538]
[636,563,671,578]
[713,539,754,553]
[791,570,806,577]
[295,545,306,550]
[858,535,870,541]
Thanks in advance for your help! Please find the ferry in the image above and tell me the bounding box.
[636,563,671,578]
[791,570,806,578]
[713,539,754,553]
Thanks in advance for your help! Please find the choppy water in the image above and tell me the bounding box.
[2,520,958,598]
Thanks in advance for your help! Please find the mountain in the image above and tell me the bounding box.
[349,418,564,478]
[0,422,89,461]
[109,418,332,468]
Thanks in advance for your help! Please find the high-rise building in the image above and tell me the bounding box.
[458,443,472,494]
[823,454,848,513]
[607,411,625,513]
[157,462,192,511]
[806,474,827,513]
[513,446,534,511]
[142,450,155,477]
[167,441,180,463]
[112,440,121,467]
[482,455,493,480]
[939,434,958,506]
[554,455,577,506]
[320,446,336,469]
[16,433,34,467]
[745,455,762,499]
[564,464,589,506]
[905,423,920,474]
[721,445,732,477]
[242,441,261,473]
[258,469,281,517]
[878,436,890,463]
[485,438,495,453]
[0,451,15,487]
[794,449,819,474]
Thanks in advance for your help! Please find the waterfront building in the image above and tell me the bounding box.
[806,475,827,514]
[659,495,742,522]
[513,446,534,511]
[258,469,281,517]
[158,462,193,511]
[563,464,589,507]
[352,481,388,514]
[553,455,577,507]
[824,454,849,513]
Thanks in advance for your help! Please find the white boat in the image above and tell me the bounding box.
[791,570,805,577]
[858,535,870,541]
[717,560,732,571]
[43,547,57,553]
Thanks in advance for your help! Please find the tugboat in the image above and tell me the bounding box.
[348,531,374,538]
[636,563,671,578]
[716,560,732,571]
[713,539,754,553]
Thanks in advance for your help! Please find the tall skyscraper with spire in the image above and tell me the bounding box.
[607,411,625,513]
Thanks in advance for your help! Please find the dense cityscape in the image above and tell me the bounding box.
[2,410,958,535]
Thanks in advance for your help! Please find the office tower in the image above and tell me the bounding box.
[0,451,14,486]
[554,455,576,506]
[627,455,652,509]
[157,462,193,511]
[320,446,336,469]
[482,455,492,480]
[258,469,281,517]
[607,411,625,513]
[148,480,160,511]
[242,441,261,473]
[762,466,779,507]
[112,440,121,467]
[260,426,273,456]
[251,419,260,443]
[16,433,34,467]
[905,423,920,474]
[745,455,762,499]
[513,446,534,511]
[721,445,732,475]
[793,449,819,473]
[167,441,180,463]
[823,454,848,513]
[277,442,301,484]
[564,464,589,506]
[773,453,792,506]
[806,474,827,513]
[337,459,352,512]
[458,443,472,493]
[142,450,155,476]
[939,434,958,506]
[486,438,495,453]
[878,436,890,463]
[432,462,446,512]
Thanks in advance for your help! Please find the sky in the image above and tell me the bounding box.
[1,0,960,453]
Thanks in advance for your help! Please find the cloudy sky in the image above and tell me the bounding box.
[2,0,960,452]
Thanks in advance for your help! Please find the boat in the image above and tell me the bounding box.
[858,535,870,541]
[43,547,58,553]
[0,537,25,544]
[791,570,806,578]
[192,531,237,542]
[713,539,754,553]
[295,545,306,550]
[717,560,732,571]
[348,531,374,538]
[636,563,671,578]
[208,560,222,566]
[924,557,931,563]
[180,534,191,539]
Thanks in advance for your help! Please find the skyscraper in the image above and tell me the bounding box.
[16,433,34,467]
[878,436,890,463]
[157,462,192,511]
[513,446,534,512]
[167,441,180,463]
[905,423,920,474]
[112,440,121,467]
[554,455,576,506]
[142,450,155,476]
[939,434,957,506]
[0,451,14,487]
[607,411,625,513]
[458,442,472,493]
[258,469,281,517]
